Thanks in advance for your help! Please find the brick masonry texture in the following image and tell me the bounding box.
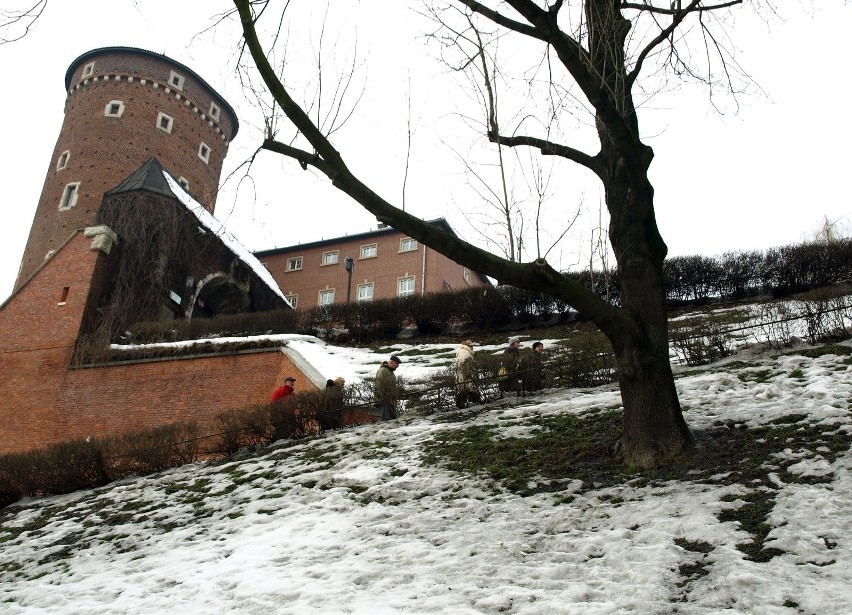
[16,49,235,289]
[0,230,317,454]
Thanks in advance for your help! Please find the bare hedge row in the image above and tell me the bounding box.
[119,239,852,347]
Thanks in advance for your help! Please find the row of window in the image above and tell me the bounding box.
[285,276,416,308]
[78,60,223,122]
[100,100,213,164]
[287,238,418,271]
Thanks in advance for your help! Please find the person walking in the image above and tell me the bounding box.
[271,376,296,402]
[320,377,346,431]
[499,337,522,397]
[522,341,545,393]
[374,355,401,421]
[455,340,479,409]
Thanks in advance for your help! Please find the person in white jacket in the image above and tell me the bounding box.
[454,340,480,409]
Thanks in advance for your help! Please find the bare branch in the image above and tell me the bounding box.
[0,0,47,44]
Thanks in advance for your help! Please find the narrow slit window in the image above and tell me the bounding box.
[56,150,70,171]
[198,142,211,164]
[58,287,69,305]
[59,182,81,211]
[209,101,221,121]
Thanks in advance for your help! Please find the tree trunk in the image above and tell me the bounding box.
[602,141,694,467]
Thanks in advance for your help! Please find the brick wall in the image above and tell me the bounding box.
[0,229,318,455]
[16,48,236,288]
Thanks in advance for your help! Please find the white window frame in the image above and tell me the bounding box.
[58,182,81,211]
[284,294,298,309]
[104,100,125,118]
[209,101,221,121]
[399,237,417,252]
[286,257,303,271]
[397,276,415,297]
[56,150,70,171]
[463,268,472,284]
[357,282,374,303]
[156,112,174,134]
[168,71,185,90]
[321,250,339,266]
[198,142,211,164]
[177,177,189,191]
[360,243,377,259]
[319,288,336,306]
[81,62,95,79]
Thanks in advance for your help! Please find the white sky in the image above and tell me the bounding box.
[1,1,851,301]
[2,325,851,613]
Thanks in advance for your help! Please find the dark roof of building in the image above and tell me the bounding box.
[65,46,239,138]
[253,218,458,256]
[105,157,178,198]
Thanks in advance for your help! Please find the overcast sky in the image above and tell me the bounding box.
[1,1,850,301]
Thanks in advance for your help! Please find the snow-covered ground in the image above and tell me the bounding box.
[1,338,851,614]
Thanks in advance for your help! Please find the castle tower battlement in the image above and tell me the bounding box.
[15,47,239,289]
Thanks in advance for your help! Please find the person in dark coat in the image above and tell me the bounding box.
[319,377,346,431]
[522,341,545,393]
[499,337,522,397]
[374,355,401,421]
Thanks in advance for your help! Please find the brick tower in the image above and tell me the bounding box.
[14,46,239,289]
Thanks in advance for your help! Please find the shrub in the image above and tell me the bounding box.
[106,422,199,476]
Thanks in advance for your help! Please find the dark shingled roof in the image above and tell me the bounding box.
[105,157,177,198]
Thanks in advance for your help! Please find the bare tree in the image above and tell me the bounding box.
[232,0,766,468]
[0,0,47,44]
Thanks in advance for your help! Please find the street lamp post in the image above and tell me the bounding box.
[344,256,354,305]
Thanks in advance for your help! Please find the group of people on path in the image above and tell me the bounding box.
[455,337,545,408]
[269,335,544,423]
[269,356,403,425]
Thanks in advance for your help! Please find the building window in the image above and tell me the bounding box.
[104,100,125,117]
[286,257,303,271]
[319,288,335,306]
[400,237,417,252]
[157,113,174,133]
[357,282,374,303]
[81,61,95,79]
[198,142,211,164]
[58,286,69,306]
[58,182,81,211]
[360,243,377,259]
[56,150,70,171]
[285,294,298,309]
[169,71,185,90]
[398,276,415,297]
[463,268,472,284]
[157,112,174,133]
[177,177,189,191]
[209,101,221,121]
[321,250,339,266]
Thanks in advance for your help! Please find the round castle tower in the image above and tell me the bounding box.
[15,46,239,289]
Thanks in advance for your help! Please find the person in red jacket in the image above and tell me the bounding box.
[271,376,296,401]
